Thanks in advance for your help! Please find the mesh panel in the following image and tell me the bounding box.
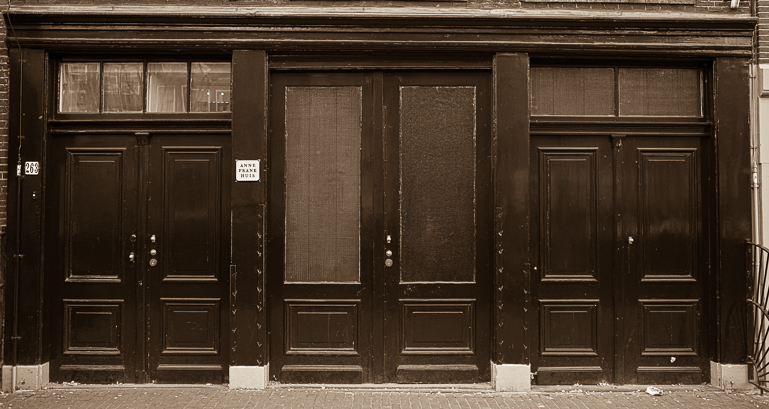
[619,68,702,117]
[284,87,362,283]
[531,67,615,116]
[400,86,476,283]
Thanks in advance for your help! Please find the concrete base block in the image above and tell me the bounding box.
[229,365,269,389]
[1,363,49,392]
[492,362,531,391]
[710,361,750,390]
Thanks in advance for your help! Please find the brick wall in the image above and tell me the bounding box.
[0,12,7,372]
[761,0,769,64]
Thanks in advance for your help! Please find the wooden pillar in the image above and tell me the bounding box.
[712,57,751,368]
[229,50,269,387]
[4,48,46,382]
[493,53,530,386]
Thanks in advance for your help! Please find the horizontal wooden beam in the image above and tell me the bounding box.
[4,8,755,56]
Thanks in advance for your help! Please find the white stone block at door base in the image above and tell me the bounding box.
[492,363,531,391]
[1,363,49,392]
[229,365,269,389]
[710,361,749,389]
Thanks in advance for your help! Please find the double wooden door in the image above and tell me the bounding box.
[46,133,231,383]
[269,71,491,383]
[531,135,709,384]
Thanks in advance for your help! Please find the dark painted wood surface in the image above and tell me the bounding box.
[3,10,755,58]
[713,57,751,366]
[493,53,530,366]
[529,134,709,384]
[620,136,709,384]
[383,72,491,383]
[45,135,139,383]
[6,48,47,368]
[269,71,491,383]
[45,134,231,384]
[146,135,231,383]
[230,50,268,369]
[529,136,615,384]
[268,72,376,383]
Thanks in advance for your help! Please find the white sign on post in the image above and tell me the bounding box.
[25,161,39,175]
[236,160,260,182]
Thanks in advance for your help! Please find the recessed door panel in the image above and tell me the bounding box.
[161,148,222,281]
[398,85,477,283]
[65,151,126,281]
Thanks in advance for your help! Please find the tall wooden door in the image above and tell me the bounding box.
[46,133,230,384]
[529,136,616,384]
[269,71,491,384]
[382,72,491,383]
[530,134,709,384]
[268,73,377,383]
[619,136,708,384]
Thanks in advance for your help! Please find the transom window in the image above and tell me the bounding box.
[58,61,231,114]
[531,66,703,118]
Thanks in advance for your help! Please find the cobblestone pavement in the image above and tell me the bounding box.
[0,385,768,409]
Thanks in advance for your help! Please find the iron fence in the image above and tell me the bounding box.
[747,241,769,393]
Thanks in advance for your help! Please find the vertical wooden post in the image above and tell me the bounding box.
[493,53,530,373]
[229,50,268,385]
[713,57,751,369]
[4,48,46,379]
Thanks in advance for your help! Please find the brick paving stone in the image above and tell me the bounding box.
[0,386,768,409]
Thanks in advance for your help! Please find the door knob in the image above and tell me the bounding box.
[129,252,135,263]
[150,249,157,256]
[386,250,393,257]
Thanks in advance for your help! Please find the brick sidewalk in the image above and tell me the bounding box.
[0,386,768,409]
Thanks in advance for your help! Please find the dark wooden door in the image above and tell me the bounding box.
[382,72,491,383]
[269,73,378,383]
[47,133,230,384]
[47,135,140,383]
[530,135,709,384]
[529,136,616,384]
[269,71,491,384]
[619,136,708,384]
[145,134,231,383]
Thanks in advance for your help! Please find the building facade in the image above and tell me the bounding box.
[0,0,755,391]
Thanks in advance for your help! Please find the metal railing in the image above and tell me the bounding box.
[747,242,769,393]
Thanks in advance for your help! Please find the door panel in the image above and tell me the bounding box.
[530,137,615,384]
[383,72,491,383]
[269,73,375,383]
[621,137,708,384]
[47,134,230,384]
[147,135,231,383]
[47,135,139,383]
